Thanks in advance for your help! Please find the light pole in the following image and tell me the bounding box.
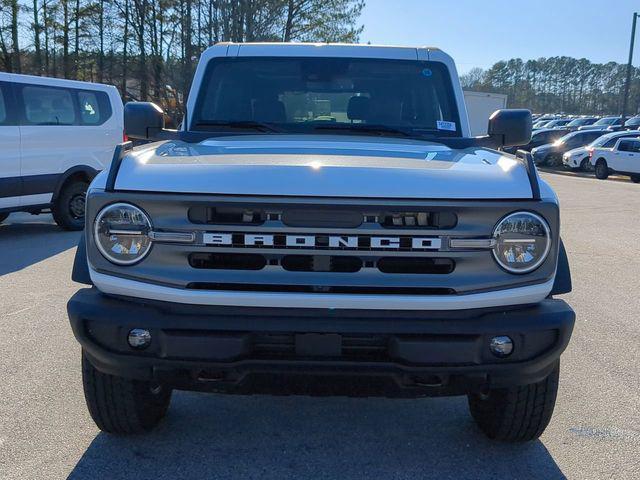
[621,12,639,125]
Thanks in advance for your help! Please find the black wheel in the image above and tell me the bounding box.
[579,158,590,172]
[0,212,8,224]
[82,351,172,434]
[52,180,89,230]
[468,362,560,442]
[547,153,562,168]
[594,159,609,180]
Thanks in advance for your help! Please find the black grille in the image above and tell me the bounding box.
[189,253,266,270]
[377,257,454,274]
[281,255,362,273]
[252,333,389,361]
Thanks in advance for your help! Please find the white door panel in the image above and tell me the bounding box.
[0,126,21,208]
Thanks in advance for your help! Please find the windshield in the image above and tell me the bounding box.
[589,133,623,147]
[594,117,619,126]
[567,118,594,127]
[192,57,461,137]
[625,117,640,126]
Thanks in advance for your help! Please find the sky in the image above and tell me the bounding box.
[360,0,640,73]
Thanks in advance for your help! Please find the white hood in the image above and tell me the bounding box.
[112,135,536,199]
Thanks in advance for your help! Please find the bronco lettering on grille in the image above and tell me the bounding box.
[202,233,442,250]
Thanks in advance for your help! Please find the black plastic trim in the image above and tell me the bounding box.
[551,238,572,295]
[71,235,92,285]
[516,149,541,200]
[105,142,133,192]
[68,288,575,393]
[52,166,99,201]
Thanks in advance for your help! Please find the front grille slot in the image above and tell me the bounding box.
[281,255,362,273]
[380,211,457,229]
[252,333,388,361]
[281,209,363,228]
[189,253,266,270]
[189,206,266,225]
[377,257,454,274]
[186,283,455,295]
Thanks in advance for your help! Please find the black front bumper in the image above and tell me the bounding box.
[68,288,575,397]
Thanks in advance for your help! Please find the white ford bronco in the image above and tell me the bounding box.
[68,43,574,442]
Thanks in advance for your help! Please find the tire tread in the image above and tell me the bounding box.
[468,362,559,442]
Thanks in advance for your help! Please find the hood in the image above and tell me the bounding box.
[112,135,537,199]
[565,146,588,156]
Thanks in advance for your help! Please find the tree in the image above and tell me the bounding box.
[0,0,365,113]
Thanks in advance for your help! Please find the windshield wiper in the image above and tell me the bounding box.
[195,120,283,133]
[311,123,414,138]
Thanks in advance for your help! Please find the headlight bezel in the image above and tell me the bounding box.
[93,202,153,266]
[491,211,552,274]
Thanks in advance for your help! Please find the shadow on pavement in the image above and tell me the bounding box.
[0,213,80,276]
[67,392,566,480]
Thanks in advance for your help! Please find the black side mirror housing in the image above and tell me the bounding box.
[124,101,166,140]
[487,109,532,147]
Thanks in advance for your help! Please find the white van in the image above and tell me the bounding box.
[0,73,123,230]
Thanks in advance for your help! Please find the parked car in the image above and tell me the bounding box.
[67,42,574,442]
[502,127,570,154]
[562,130,640,171]
[533,120,551,129]
[591,137,640,182]
[621,116,640,130]
[578,116,622,131]
[531,129,604,166]
[0,73,123,229]
[564,117,598,131]
[542,118,572,129]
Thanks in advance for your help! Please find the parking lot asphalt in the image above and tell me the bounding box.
[1,172,639,480]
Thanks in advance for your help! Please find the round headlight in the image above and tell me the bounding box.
[94,203,152,265]
[492,212,551,274]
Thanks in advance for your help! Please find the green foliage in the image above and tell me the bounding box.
[0,0,365,116]
[460,56,640,115]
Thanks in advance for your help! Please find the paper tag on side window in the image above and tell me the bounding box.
[436,120,457,132]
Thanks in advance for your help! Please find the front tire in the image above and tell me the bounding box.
[52,180,89,230]
[468,362,560,442]
[595,159,609,180]
[631,174,640,183]
[547,153,562,168]
[82,351,172,434]
[579,158,590,172]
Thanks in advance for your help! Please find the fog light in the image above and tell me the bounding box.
[128,328,151,349]
[489,335,513,357]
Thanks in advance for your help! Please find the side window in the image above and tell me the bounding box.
[630,141,640,153]
[22,85,76,125]
[78,91,101,124]
[603,138,618,148]
[0,85,7,124]
[617,140,630,152]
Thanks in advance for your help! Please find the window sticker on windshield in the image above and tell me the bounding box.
[421,68,433,77]
[437,120,456,131]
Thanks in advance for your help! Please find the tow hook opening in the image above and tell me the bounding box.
[196,370,226,383]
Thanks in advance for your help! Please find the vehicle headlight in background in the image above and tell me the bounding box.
[94,203,152,265]
[492,211,551,274]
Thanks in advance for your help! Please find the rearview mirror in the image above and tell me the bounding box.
[124,101,166,140]
[487,109,532,147]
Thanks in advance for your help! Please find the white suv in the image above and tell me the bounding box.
[68,43,575,442]
[591,137,640,182]
[0,73,123,229]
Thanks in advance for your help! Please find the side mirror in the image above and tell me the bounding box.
[124,101,165,140]
[487,109,532,147]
